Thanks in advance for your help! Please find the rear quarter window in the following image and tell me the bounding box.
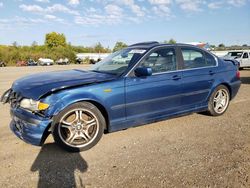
[204,52,216,66]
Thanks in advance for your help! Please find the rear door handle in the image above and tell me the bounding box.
[209,70,215,75]
[172,75,181,80]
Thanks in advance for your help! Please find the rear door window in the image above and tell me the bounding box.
[181,48,216,69]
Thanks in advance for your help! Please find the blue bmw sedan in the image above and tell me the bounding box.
[1,42,241,152]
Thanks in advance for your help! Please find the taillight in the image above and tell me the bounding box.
[236,71,240,79]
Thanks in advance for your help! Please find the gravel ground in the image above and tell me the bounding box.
[0,65,249,188]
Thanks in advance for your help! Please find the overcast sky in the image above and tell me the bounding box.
[0,0,249,47]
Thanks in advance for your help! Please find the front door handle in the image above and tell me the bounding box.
[172,75,181,80]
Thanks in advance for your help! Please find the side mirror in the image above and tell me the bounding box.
[134,67,152,77]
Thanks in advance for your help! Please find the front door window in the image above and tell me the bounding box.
[139,48,177,74]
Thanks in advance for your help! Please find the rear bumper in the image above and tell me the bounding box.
[10,107,52,146]
[230,80,241,100]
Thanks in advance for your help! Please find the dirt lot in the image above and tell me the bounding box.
[0,65,250,188]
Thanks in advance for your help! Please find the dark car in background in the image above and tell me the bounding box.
[0,61,6,67]
[27,59,38,66]
[1,42,241,152]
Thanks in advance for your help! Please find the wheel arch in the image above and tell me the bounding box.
[47,98,110,134]
[84,100,110,132]
[207,82,232,103]
[220,83,232,100]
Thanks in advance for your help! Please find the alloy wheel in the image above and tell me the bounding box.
[213,89,229,114]
[58,108,99,148]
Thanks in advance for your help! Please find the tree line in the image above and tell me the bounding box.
[0,32,113,66]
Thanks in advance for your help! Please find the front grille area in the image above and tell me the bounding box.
[9,90,23,108]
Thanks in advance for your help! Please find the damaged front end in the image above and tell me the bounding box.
[0,89,12,104]
[1,89,52,146]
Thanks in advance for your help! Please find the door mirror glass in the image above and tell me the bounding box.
[134,67,152,77]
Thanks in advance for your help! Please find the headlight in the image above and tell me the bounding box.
[20,98,49,111]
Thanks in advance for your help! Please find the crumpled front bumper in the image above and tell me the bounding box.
[10,107,52,146]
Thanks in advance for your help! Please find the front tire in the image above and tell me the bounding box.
[207,85,230,116]
[52,102,105,152]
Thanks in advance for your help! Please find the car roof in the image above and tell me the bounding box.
[128,41,205,50]
[127,42,217,58]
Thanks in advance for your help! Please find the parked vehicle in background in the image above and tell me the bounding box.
[38,58,54,66]
[224,51,250,69]
[1,42,241,152]
[27,59,38,66]
[89,58,101,64]
[0,61,6,67]
[56,58,69,65]
[16,61,27,66]
[76,53,110,64]
[75,57,82,64]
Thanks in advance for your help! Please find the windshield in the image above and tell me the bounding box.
[90,48,146,75]
[224,52,243,58]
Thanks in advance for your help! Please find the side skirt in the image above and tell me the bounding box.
[108,105,208,132]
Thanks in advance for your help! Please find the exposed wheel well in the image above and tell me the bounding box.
[40,122,51,145]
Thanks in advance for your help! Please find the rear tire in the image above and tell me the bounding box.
[207,85,230,116]
[52,102,105,152]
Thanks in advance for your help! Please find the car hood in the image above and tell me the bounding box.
[12,69,116,100]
